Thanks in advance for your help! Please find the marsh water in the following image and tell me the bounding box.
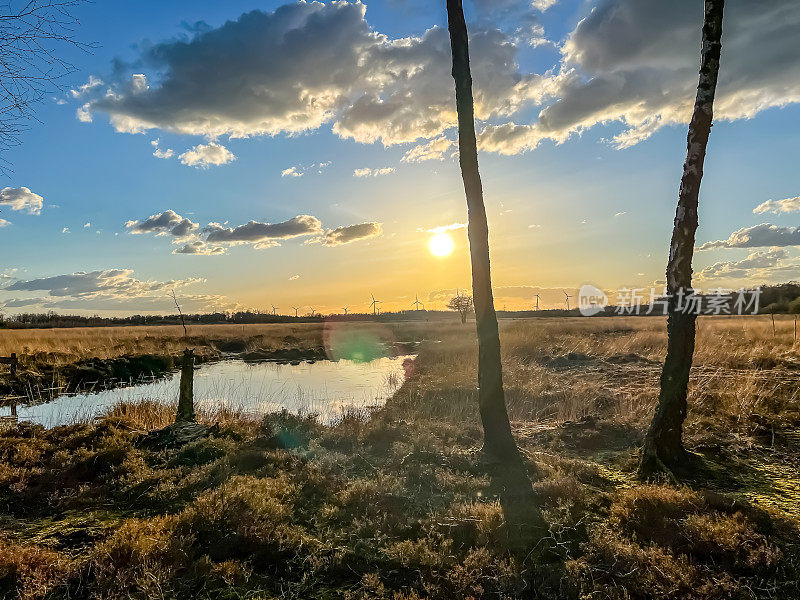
[0,356,414,427]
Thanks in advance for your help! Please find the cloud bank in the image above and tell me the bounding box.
[74,0,800,163]
[479,0,800,153]
[2,269,231,313]
[79,2,552,147]
[124,210,383,254]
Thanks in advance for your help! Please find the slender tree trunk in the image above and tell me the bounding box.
[176,348,195,423]
[447,0,521,464]
[639,0,724,478]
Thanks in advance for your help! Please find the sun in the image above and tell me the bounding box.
[429,233,454,257]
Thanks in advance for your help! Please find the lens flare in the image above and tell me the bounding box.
[429,233,454,257]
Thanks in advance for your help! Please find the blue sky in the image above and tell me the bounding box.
[2,0,800,314]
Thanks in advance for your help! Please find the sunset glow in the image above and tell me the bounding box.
[0,0,798,316]
[428,233,454,258]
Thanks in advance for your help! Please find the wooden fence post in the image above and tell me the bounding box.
[9,353,17,418]
[175,349,195,423]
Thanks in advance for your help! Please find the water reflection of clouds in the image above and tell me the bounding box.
[0,355,414,427]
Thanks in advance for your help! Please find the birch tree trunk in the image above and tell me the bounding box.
[446,0,521,464]
[639,0,724,478]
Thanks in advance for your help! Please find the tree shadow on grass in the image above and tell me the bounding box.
[487,459,561,558]
[683,443,800,516]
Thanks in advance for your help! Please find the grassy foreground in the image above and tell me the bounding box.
[1,317,799,599]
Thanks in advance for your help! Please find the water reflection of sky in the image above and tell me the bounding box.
[0,356,414,428]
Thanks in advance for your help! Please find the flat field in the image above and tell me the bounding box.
[0,315,798,599]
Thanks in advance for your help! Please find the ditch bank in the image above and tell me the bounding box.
[0,354,198,401]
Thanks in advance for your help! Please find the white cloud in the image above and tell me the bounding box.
[70,75,103,98]
[319,222,383,246]
[0,219,10,228]
[281,166,303,178]
[0,187,43,215]
[6,269,201,299]
[178,142,235,169]
[753,195,800,215]
[697,248,800,281]
[77,103,92,122]
[172,240,226,255]
[204,215,323,249]
[289,274,300,280]
[125,210,199,239]
[531,0,558,10]
[427,222,466,234]
[153,148,174,159]
[84,222,91,228]
[699,223,800,250]
[62,227,70,234]
[353,167,395,178]
[282,162,331,177]
[130,73,148,94]
[401,137,454,163]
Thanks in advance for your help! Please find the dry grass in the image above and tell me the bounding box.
[0,323,327,364]
[103,398,264,433]
[1,315,799,599]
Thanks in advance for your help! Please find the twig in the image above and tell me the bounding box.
[170,289,187,340]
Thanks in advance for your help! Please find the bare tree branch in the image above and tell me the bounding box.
[0,0,95,172]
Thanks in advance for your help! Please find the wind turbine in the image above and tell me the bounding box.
[370,293,381,316]
[292,306,300,317]
[309,307,316,317]
[342,307,349,315]
[271,305,278,316]
[534,294,540,311]
[563,290,572,311]
[412,294,424,311]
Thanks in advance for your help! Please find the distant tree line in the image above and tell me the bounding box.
[1,283,798,329]
[760,282,800,313]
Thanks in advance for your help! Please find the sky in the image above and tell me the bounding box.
[1,0,800,315]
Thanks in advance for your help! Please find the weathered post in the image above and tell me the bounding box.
[10,353,17,418]
[175,349,195,423]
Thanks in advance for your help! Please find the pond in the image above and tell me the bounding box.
[0,355,415,428]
